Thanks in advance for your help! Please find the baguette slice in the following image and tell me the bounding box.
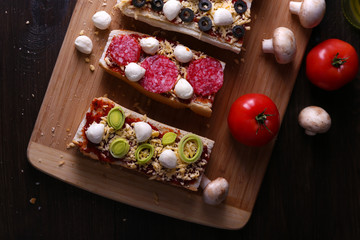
[73,97,215,191]
[99,30,225,118]
[116,0,252,54]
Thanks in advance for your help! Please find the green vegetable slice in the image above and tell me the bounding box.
[161,132,177,145]
[178,134,203,164]
[110,138,129,158]
[135,144,154,165]
[107,107,125,130]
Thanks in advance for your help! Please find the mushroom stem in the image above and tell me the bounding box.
[289,1,301,15]
[305,129,317,136]
[200,175,211,189]
[201,176,229,206]
[262,39,274,54]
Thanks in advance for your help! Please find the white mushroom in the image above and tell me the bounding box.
[298,106,331,136]
[201,176,229,205]
[262,27,297,64]
[289,0,326,28]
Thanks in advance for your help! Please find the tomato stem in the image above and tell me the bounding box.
[332,53,348,68]
[255,109,273,135]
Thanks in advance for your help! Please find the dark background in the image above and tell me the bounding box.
[1,0,359,239]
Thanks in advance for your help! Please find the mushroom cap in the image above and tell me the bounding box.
[272,27,297,64]
[298,106,331,136]
[299,0,326,28]
[203,177,229,205]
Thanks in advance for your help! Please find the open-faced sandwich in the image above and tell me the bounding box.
[116,0,252,53]
[73,97,214,191]
[99,29,225,117]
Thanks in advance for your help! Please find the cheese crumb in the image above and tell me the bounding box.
[90,64,95,72]
[29,198,36,204]
[85,57,90,63]
[58,161,65,166]
[66,142,75,149]
[79,30,85,35]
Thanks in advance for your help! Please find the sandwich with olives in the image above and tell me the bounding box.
[73,97,214,191]
[116,0,252,53]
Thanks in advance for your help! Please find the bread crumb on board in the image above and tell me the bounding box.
[153,192,159,205]
[90,65,95,72]
[58,161,65,167]
[85,57,90,63]
[79,30,85,35]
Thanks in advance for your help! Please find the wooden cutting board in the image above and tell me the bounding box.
[27,0,311,229]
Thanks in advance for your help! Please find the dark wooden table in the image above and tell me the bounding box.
[1,0,359,239]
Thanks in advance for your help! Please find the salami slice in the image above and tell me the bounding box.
[187,57,224,96]
[107,35,141,66]
[139,55,178,93]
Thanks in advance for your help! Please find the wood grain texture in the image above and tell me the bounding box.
[26,0,311,229]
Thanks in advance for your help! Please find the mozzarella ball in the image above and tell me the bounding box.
[125,63,146,82]
[174,45,193,63]
[75,35,93,54]
[174,78,194,100]
[163,0,182,21]
[134,122,152,143]
[85,123,105,144]
[92,11,112,30]
[213,8,233,26]
[140,37,159,55]
[159,150,177,169]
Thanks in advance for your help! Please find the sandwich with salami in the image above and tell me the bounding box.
[116,0,252,53]
[73,97,214,191]
[99,29,225,117]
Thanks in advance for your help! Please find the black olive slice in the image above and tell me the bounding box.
[198,0,212,12]
[234,0,247,14]
[179,8,194,22]
[232,25,245,38]
[132,0,146,8]
[151,0,163,11]
[198,16,212,32]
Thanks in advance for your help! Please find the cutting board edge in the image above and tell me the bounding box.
[27,141,252,230]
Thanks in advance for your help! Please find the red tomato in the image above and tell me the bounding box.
[306,39,359,91]
[227,94,280,147]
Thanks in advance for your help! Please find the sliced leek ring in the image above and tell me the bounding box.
[107,106,125,130]
[161,132,177,145]
[110,138,129,158]
[135,143,154,165]
[178,134,203,164]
